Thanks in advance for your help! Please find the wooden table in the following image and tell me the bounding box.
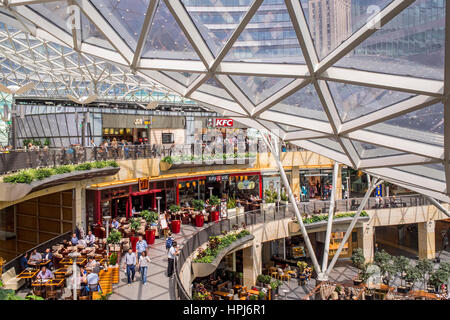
[60,257,86,265]
[411,290,439,300]
[213,291,233,300]
[17,269,39,287]
[54,268,68,278]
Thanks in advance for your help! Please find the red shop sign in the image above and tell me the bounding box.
[214,119,233,127]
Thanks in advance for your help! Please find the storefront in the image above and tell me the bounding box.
[177,177,206,206]
[300,168,333,201]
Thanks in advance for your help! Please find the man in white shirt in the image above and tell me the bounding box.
[167,241,179,278]
[123,248,136,285]
[85,230,95,247]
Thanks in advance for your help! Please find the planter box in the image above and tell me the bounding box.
[262,203,276,213]
[159,161,172,171]
[288,216,370,234]
[227,208,237,218]
[192,234,254,278]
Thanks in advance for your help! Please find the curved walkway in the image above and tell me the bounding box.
[110,223,202,300]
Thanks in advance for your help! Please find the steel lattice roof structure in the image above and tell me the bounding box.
[0,0,448,202]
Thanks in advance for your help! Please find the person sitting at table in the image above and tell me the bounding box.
[71,233,79,245]
[111,218,119,229]
[43,248,53,269]
[62,239,69,248]
[36,266,54,280]
[29,249,42,265]
[85,230,96,247]
[82,267,100,295]
[19,252,29,271]
[85,257,99,271]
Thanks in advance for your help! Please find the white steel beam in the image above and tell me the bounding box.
[184,73,210,97]
[427,197,450,218]
[139,58,206,73]
[259,110,333,134]
[320,161,339,277]
[444,1,450,195]
[164,0,214,68]
[252,78,310,117]
[366,167,447,194]
[325,177,383,277]
[76,0,134,65]
[359,154,439,169]
[322,68,444,97]
[345,130,444,160]
[209,0,263,72]
[316,0,415,74]
[260,131,322,274]
[217,62,309,77]
[291,140,353,167]
[131,0,159,70]
[215,74,254,116]
[340,95,441,134]
[284,130,331,141]
[285,0,318,72]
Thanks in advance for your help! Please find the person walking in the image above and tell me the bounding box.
[136,236,148,261]
[138,250,151,285]
[167,241,179,278]
[123,248,136,285]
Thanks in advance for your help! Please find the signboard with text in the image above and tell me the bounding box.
[207,118,234,128]
[139,178,149,191]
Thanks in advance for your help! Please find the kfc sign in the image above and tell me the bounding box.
[214,119,233,127]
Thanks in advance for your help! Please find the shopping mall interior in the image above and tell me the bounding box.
[0,0,449,302]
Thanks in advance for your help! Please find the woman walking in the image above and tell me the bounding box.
[138,250,151,285]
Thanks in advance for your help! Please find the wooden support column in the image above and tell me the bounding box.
[418,221,436,260]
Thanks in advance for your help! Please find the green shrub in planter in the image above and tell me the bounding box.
[227,197,236,209]
[209,195,221,207]
[169,205,181,213]
[34,168,52,180]
[192,199,205,211]
[53,165,72,175]
[3,171,34,184]
[107,229,122,244]
[162,156,173,164]
[75,163,92,171]
[104,160,119,168]
[92,161,106,169]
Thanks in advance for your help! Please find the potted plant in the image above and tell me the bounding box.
[192,199,205,227]
[269,279,282,295]
[428,268,449,293]
[160,156,173,171]
[297,261,308,273]
[351,248,366,285]
[129,217,141,251]
[106,229,122,252]
[415,258,434,291]
[263,189,277,211]
[208,195,221,222]
[374,250,395,286]
[393,255,410,293]
[404,265,421,292]
[227,197,237,217]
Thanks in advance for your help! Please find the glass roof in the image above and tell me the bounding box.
[0,0,448,201]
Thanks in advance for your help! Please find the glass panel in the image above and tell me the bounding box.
[66,113,78,137]
[300,0,394,60]
[270,83,327,121]
[92,0,150,50]
[327,81,416,122]
[310,137,344,153]
[55,114,68,136]
[364,103,444,146]
[29,1,71,33]
[162,71,201,87]
[31,115,44,137]
[27,117,38,137]
[41,115,52,137]
[47,114,60,137]
[143,0,199,60]
[351,140,404,159]
[181,0,253,56]
[230,76,294,105]
[197,77,233,100]
[224,0,305,63]
[335,0,445,80]
[394,163,445,182]
[81,13,114,50]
